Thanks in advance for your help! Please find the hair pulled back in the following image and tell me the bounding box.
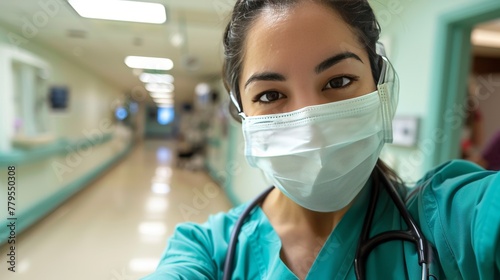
[222,0,381,109]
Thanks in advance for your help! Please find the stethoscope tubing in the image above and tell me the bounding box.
[354,167,430,279]
[223,168,431,280]
[223,186,274,280]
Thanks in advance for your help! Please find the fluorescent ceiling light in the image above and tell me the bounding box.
[68,0,166,24]
[146,83,174,93]
[153,98,173,104]
[140,73,175,84]
[471,29,500,48]
[157,104,174,108]
[153,97,174,103]
[125,56,174,70]
[150,93,174,100]
[149,92,173,99]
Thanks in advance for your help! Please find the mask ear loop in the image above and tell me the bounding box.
[229,90,246,122]
[375,42,399,143]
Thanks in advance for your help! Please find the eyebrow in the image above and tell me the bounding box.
[315,52,363,74]
[244,51,363,89]
[244,72,286,89]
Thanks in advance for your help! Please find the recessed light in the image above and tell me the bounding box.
[125,56,174,71]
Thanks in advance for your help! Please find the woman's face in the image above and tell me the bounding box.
[239,1,377,116]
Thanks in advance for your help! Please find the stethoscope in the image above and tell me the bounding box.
[222,166,435,280]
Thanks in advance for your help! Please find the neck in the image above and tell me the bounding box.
[261,188,352,238]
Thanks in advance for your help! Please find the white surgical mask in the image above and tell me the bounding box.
[239,56,399,212]
[242,91,383,212]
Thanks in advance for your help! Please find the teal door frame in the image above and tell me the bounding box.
[427,0,500,168]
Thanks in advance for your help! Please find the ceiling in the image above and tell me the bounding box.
[0,0,235,105]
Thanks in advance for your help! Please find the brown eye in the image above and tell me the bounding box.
[325,76,353,89]
[256,91,285,103]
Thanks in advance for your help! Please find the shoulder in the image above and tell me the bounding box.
[410,160,498,216]
[168,202,249,259]
[408,159,499,229]
[142,203,250,279]
[406,160,500,278]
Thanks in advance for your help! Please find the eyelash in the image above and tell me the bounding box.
[252,91,284,104]
[324,75,359,90]
[252,75,359,104]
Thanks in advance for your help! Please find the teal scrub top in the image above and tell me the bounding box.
[142,160,500,279]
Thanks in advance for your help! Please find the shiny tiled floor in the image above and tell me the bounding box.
[0,140,232,280]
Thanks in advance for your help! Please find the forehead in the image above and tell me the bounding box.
[241,1,365,77]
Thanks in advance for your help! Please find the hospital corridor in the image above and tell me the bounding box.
[1,0,500,279]
[0,140,232,280]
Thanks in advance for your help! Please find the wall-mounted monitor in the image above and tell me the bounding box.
[49,86,69,110]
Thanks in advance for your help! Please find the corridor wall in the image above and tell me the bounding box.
[205,80,267,205]
[373,0,497,183]
[0,25,133,244]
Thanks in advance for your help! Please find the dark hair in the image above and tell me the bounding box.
[222,0,381,111]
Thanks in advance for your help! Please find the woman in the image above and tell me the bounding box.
[143,0,500,279]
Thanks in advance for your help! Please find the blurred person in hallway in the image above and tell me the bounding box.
[481,129,500,170]
[461,75,485,164]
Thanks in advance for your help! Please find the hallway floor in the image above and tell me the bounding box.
[0,140,232,280]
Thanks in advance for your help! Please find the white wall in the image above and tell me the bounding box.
[0,24,133,236]
[0,25,126,148]
[373,0,495,183]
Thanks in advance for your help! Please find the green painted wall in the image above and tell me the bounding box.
[372,0,496,183]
